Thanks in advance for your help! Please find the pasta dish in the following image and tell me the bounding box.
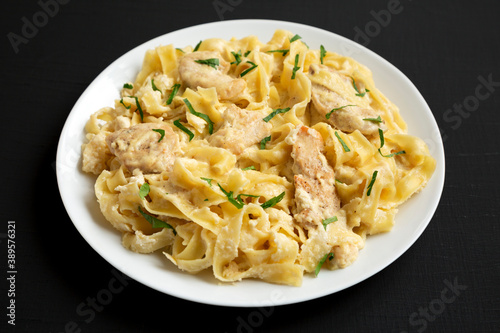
[81,30,436,286]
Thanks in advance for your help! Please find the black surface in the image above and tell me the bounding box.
[1,0,499,332]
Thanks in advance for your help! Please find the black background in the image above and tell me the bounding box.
[1,0,499,332]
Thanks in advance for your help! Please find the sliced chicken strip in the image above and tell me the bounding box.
[287,125,340,229]
[208,104,272,155]
[178,51,246,101]
[309,64,383,136]
[106,122,181,174]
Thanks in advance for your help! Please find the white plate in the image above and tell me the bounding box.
[56,19,445,307]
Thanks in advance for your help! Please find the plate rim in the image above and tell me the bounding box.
[56,19,445,307]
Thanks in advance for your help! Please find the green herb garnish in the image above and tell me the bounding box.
[266,49,289,56]
[377,128,406,157]
[240,61,258,77]
[194,58,220,70]
[231,50,242,65]
[217,183,244,209]
[263,107,291,122]
[261,192,285,209]
[291,54,300,79]
[200,177,213,187]
[151,79,161,93]
[335,131,351,152]
[244,50,251,57]
[139,183,150,200]
[322,216,338,230]
[260,135,271,149]
[236,193,260,205]
[366,170,378,196]
[363,115,382,123]
[166,83,180,105]
[152,128,165,142]
[325,105,356,119]
[193,40,202,52]
[290,34,302,43]
[138,206,176,235]
[242,166,256,171]
[351,76,370,97]
[120,98,131,109]
[320,45,326,64]
[315,252,334,276]
[130,96,143,121]
[123,83,133,89]
[183,98,214,134]
[173,119,194,141]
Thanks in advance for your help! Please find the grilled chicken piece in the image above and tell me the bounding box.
[288,125,340,229]
[208,105,272,155]
[178,51,246,101]
[106,122,180,174]
[309,64,383,136]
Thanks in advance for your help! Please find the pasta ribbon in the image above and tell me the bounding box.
[81,30,436,286]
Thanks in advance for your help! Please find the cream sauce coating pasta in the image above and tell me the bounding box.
[81,30,436,286]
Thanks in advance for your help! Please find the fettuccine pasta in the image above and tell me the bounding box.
[81,30,435,286]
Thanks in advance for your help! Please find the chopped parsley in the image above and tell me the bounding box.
[183,98,214,134]
[291,54,300,79]
[138,206,176,235]
[173,119,194,141]
[194,58,220,70]
[240,61,258,77]
[263,107,291,122]
[139,182,150,200]
[315,252,334,276]
[377,128,406,157]
[242,166,256,171]
[320,45,326,64]
[261,192,285,209]
[366,170,378,196]
[166,83,181,105]
[322,216,338,230]
[123,83,133,89]
[326,105,356,119]
[152,128,165,142]
[335,131,351,152]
